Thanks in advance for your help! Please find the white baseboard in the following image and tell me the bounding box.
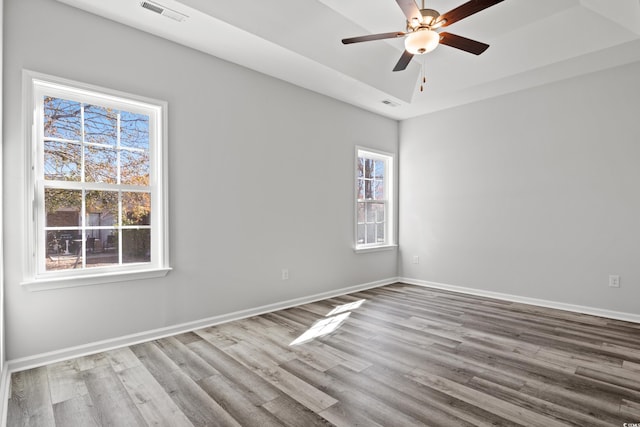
[399,277,640,324]
[5,277,396,375]
[0,368,9,427]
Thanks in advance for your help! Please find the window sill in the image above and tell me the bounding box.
[21,267,172,291]
[354,244,398,254]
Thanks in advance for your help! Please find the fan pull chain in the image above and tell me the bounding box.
[419,58,427,92]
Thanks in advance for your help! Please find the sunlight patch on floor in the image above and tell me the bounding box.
[289,299,367,346]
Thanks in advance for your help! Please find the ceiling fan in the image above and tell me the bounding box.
[342,0,504,72]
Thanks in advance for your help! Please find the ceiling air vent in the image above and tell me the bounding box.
[140,1,188,22]
[381,100,400,107]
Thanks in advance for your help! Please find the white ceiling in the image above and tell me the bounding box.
[56,0,640,120]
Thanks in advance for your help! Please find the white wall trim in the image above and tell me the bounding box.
[399,277,640,324]
[0,367,8,427]
[5,277,396,374]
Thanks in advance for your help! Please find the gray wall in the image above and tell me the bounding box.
[399,61,640,314]
[3,0,398,359]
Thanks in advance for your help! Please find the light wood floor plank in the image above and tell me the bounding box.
[197,373,283,427]
[117,364,194,426]
[104,347,142,373]
[262,395,333,427]
[52,394,99,427]
[46,360,88,405]
[187,339,282,406]
[365,363,518,427]
[225,341,338,413]
[468,375,613,427]
[410,368,569,427]
[75,353,110,372]
[7,367,56,427]
[153,336,219,381]
[279,359,405,427]
[131,342,240,426]
[326,363,480,427]
[82,365,147,426]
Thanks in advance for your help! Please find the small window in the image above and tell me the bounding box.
[23,71,170,289]
[355,148,394,251]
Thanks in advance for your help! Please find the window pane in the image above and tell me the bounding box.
[84,105,117,145]
[86,191,119,226]
[357,224,365,244]
[122,229,150,264]
[366,224,375,244]
[85,146,117,183]
[86,251,119,268]
[366,203,375,223]
[45,229,83,271]
[120,150,150,186]
[44,97,81,140]
[84,230,118,269]
[44,141,81,181]
[373,203,385,222]
[376,223,385,243]
[364,158,374,179]
[86,236,119,269]
[86,213,102,227]
[357,202,365,223]
[357,179,364,200]
[85,228,115,254]
[122,192,151,225]
[85,227,112,242]
[374,160,385,179]
[103,232,118,252]
[45,189,81,227]
[357,157,364,178]
[365,179,373,199]
[373,179,384,200]
[120,111,149,150]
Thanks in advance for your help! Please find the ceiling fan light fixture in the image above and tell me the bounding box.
[404,29,439,55]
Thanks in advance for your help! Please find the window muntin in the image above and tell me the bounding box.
[355,148,393,249]
[25,72,169,286]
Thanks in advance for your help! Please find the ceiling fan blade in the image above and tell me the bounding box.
[393,50,414,72]
[342,32,405,44]
[395,0,421,21]
[439,32,489,55]
[437,0,503,27]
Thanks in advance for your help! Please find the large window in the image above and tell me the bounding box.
[24,71,170,289]
[355,147,394,251]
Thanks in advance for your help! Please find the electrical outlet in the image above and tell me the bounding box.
[412,256,420,264]
[609,275,620,288]
[282,269,289,280]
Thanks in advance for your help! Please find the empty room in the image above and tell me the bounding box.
[1,0,640,425]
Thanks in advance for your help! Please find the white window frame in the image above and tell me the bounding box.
[354,147,396,252]
[22,70,170,290]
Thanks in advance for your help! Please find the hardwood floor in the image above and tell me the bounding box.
[7,283,640,426]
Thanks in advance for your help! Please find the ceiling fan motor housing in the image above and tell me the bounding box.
[420,8,440,26]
